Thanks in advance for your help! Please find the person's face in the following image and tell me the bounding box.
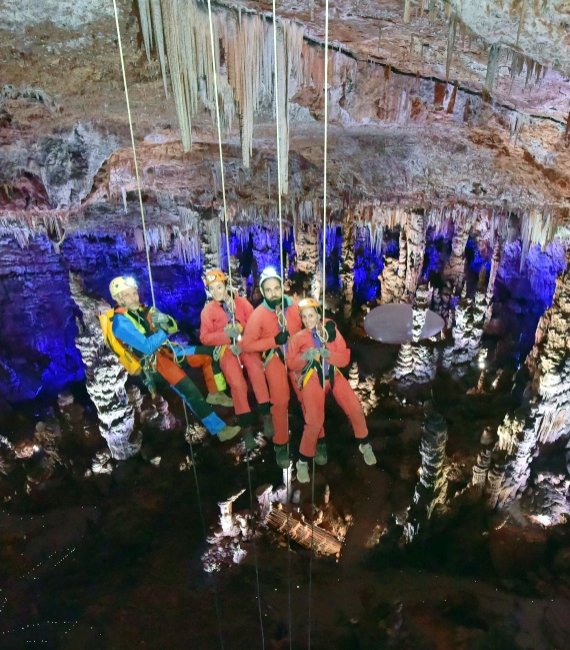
[261,278,282,303]
[209,280,227,302]
[301,307,319,330]
[117,287,140,310]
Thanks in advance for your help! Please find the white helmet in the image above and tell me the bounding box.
[109,276,138,301]
[259,266,282,295]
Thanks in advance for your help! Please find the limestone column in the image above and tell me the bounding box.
[69,274,140,460]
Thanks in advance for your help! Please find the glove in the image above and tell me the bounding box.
[324,321,337,342]
[150,308,170,328]
[230,343,241,356]
[275,330,289,345]
[301,348,321,362]
[224,323,241,339]
[320,348,330,359]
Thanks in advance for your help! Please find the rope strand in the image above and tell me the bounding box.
[206,3,265,647]
[112,0,155,308]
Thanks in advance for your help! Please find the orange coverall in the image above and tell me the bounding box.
[286,321,368,458]
[240,299,302,444]
[200,296,270,425]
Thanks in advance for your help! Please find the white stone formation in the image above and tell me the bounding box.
[69,273,140,460]
[404,408,449,542]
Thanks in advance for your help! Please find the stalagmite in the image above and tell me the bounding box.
[443,208,475,290]
[295,223,320,298]
[404,408,448,542]
[411,284,436,382]
[69,274,140,460]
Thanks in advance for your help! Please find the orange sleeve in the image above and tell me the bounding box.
[325,323,350,368]
[240,308,278,353]
[200,303,231,346]
[286,331,310,372]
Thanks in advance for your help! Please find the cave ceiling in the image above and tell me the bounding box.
[0,0,569,239]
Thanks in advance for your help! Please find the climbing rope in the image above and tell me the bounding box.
[309,2,331,648]
[271,4,295,647]
[204,0,238,332]
[112,2,226,648]
[111,0,156,309]
[206,2,265,648]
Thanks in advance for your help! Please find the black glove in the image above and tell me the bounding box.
[325,321,337,342]
[275,330,289,345]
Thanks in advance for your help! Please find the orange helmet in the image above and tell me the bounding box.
[109,275,138,301]
[298,297,321,312]
[204,268,228,286]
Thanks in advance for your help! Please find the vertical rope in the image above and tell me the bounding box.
[271,7,294,647]
[183,409,226,650]
[206,3,264,647]
[322,0,329,325]
[112,0,156,308]
[205,0,238,330]
[272,0,286,315]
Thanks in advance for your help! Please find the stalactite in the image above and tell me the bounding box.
[341,218,355,320]
[403,0,412,24]
[443,207,475,290]
[136,0,303,190]
[525,248,570,445]
[404,212,426,301]
[445,14,457,82]
[295,223,320,298]
[200,214,221,270]
[485,44,501,91]
[520,210,555,270]
[69,273,140,460]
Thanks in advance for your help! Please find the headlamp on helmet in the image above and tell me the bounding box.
[109,275,138,301]
[259,266,282,295]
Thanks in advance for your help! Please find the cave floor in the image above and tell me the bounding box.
[1,354,570,649]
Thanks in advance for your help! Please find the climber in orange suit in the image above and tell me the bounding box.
[200,268,273,450]
[286,297,377,483]
[240,267,302,468]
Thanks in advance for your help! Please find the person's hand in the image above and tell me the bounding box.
[150,308,170,329]
[324,321,337,342]
[224,323,240,339]
[230,343,241,356]
[301,348,320,362]
[275,330,289,345]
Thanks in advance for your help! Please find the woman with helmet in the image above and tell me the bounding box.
[240,267,302,468]
[200,268,273,449]
[286,297,377,483]
[108,275,240,442]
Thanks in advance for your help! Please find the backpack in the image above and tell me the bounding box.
[98,308,142,375]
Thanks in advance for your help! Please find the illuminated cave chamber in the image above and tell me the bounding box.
[0,0,569,647]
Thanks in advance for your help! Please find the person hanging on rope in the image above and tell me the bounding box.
[200,268,274,451]
[240,267,302,468]
[107,275,240,442]
[286,297,377,483]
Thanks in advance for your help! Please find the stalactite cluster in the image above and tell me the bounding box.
[136,0,303,194]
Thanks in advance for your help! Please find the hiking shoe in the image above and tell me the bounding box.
[262,414,275,439]
[359,442,377,466]
[218,424,241,442]
[243,428,257,452]
[315,441,328,466]
[274,444,290,469]
[206,392,234,408]
[296,460,310,484]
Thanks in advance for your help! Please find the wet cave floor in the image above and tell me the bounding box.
[1,343,570,649]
